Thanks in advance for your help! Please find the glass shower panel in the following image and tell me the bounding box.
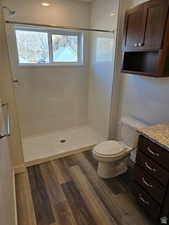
[88,31,115,139]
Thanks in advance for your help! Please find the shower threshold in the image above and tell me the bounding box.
[22,125,105,166]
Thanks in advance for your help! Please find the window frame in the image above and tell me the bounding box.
[15,26,84,67]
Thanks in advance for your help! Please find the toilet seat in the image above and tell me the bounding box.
[93,141,129,158]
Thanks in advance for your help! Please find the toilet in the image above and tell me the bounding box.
[93,117,147,179]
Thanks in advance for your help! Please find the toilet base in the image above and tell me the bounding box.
[97,157,128,179]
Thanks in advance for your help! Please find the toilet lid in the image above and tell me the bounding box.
[94,141,127,157]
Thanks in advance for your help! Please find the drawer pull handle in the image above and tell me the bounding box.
[142,177,153,188]
[145,162,156,172]
[147,147,159,157]
[139,194,149,205]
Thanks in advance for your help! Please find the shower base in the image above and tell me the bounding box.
[22,125,105,166]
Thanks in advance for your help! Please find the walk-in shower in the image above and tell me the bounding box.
[5,0,119,165]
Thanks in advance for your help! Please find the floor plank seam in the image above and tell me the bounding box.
[68,161,121,225]
[16,151,152,225]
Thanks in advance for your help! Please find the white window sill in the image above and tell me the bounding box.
[17,63,85,68]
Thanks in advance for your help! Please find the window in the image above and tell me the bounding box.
[16,30,49,64]
[52,34,78,63]
[15,27,84,66]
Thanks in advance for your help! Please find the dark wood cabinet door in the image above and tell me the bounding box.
[144,0,169,50]
[122,0,169,77]
[125,5,147,50]
[133,182,161,220]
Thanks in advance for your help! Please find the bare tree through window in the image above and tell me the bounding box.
[16,30,49,64]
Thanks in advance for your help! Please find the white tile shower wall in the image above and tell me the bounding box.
[119,0,169,126]
[2,0,90,27]
[88,0,119,139]
[3,0,90,137]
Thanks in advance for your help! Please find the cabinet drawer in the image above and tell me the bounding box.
[136,151,169,186]
[135,166,165,204]
[133,182,160,220]
[138,136,169,170]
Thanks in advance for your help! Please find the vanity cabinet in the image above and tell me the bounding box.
[122,0,169,77]
[134,135,169,223]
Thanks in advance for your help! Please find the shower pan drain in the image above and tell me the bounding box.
[60,139,67,143]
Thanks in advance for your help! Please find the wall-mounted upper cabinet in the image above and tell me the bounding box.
[124,4,147,50]
[144,0,168,50]
[122,0,169,77]
[124,0,169,51]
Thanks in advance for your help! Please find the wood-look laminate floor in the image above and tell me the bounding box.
[15,151,152,225]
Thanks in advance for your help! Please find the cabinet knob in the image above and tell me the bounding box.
[134,42,143,47]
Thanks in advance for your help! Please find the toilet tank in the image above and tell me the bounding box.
[118,117,147,148]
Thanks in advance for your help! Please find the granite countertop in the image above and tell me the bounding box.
[138,124,169,151]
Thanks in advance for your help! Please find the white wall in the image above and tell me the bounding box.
[3,0,90,137]
[119,0,169,127]
[2,0,90,27]
[130,0,149,7]
[88,0,119,138]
